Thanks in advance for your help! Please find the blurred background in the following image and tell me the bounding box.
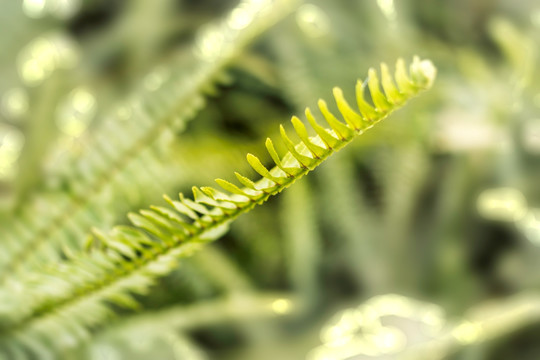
[1,0,540,359]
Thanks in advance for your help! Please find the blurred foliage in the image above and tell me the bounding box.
[0,0,540,359]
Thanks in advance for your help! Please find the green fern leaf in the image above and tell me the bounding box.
[0,57,436,357]
[0,0,299,282]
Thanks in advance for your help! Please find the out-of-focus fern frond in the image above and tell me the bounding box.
[280,179,321,309]
[82,292,296,360]
[377,145,431,292]
[317,152,383,294]
[0,0,299,282]
[0,57,435,358]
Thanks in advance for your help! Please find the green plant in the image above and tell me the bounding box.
[3,1,540,359]
[0,44,436,356]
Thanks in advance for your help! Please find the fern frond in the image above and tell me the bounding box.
[0,0,299,282]
[0,57,436,357]
[318,153,382,291]
[280,179,321,305]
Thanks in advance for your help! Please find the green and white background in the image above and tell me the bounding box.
[0,0,540,359]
